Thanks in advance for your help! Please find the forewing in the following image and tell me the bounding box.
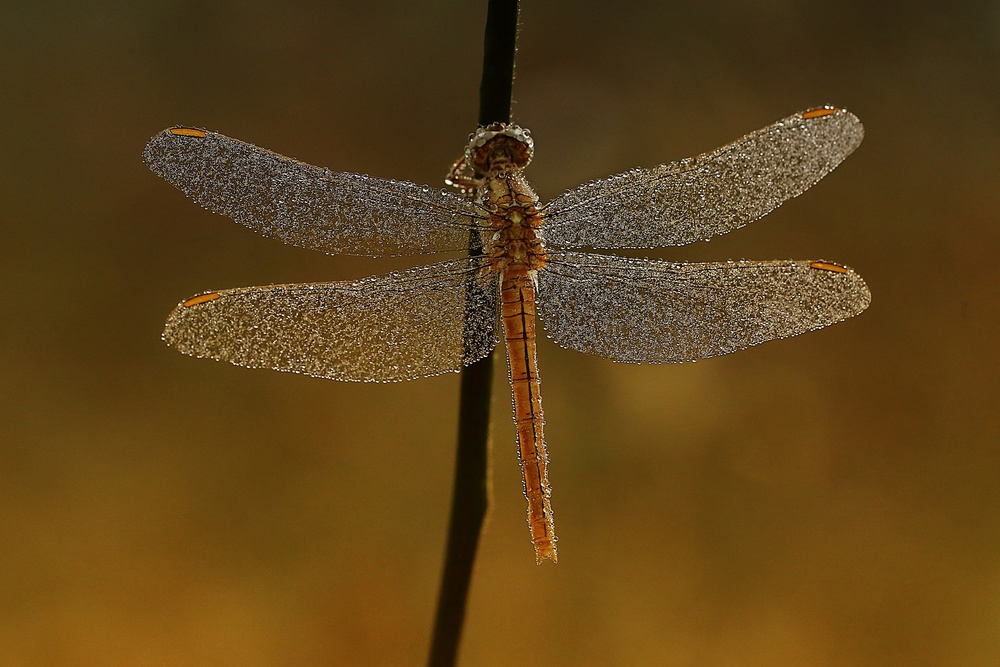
[163,259,499,382]
[543,108,863,249]
[537,251,870,363]
[142,128,481,256]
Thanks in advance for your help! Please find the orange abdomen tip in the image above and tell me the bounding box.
[169,127,208,138]
[810,261,849,273]
[181,292,221,307]
[802,107,838,119]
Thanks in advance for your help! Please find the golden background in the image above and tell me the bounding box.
[2,1,998,664]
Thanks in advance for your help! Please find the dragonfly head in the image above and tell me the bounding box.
[467,123,534,175]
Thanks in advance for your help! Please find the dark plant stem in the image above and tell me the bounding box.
[427,2,519,666]
[478,0,518,126]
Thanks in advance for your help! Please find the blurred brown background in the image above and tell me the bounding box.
[2,0,998,664]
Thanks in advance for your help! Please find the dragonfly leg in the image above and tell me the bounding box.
[445,155,484,195]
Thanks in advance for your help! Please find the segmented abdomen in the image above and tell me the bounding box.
[501,268,556,563]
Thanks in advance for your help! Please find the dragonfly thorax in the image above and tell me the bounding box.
[467,123,534,175]
[483,173,547,273]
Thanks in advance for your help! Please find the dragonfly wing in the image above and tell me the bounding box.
[143,128,481,256]
[163,259,499,382]
[536,251,870,363]
[543,108,863,249]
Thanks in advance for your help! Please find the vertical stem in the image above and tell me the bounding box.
[478,0,518,126]
[427,2,519,666]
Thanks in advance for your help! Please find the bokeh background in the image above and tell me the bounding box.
[3,0,998,664]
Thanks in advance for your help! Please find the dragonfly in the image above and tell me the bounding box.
[142,106,870,564]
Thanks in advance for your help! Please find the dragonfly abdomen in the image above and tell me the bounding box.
[501,269,556,563]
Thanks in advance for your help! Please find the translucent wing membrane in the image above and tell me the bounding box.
[142,129,482,256]
[543,108,863,250]
[537,251,870,363]
[163,259,499,382]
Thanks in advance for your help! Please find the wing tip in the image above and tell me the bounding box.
[808,260,872,317]
[162,290,223,351]
[142,126,212,165]
[798,105,865,146]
